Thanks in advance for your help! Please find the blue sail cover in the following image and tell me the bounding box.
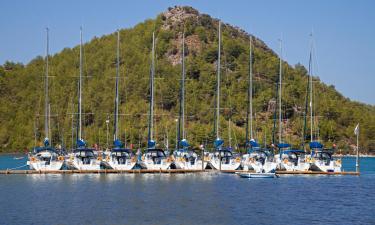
[180,139,189,147]
[113,139,124,148]
[148,139,156,148]
[214,138,224,148]
[282,149,305,154]
[249,140,260,147]
[43,138,50,147]
[278,143,291,149]
[77,139,86,147]
[310,141,323,149]
[33,146,57,153]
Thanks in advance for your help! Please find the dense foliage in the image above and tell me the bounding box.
[0,6,374,154]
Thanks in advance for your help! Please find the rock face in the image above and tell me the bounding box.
[160,6,272,66]
[161,6,200,30]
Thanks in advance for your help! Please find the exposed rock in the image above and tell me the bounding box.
[267,99,277,112]
[160,6,274,65]
[161,6,199,31]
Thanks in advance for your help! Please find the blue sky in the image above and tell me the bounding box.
[1,0,374,105]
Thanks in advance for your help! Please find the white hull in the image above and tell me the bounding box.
[275,154,311,171]
[281,161,310,171]
[251,161,278,173]
[71,159,101,170]
[28,160,64,171]
[311,160,341,172]
[237,172,277,178]
[108,161,136,170]
[241,154,277,172]
[139,159,172,170]
[173,159,206,170]
[241,154,254,170]
[209,159,241,170]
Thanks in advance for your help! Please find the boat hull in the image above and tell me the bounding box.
[209,159,241,170]
[310,160,341,172]
[173,159,206,170]
[28,160,64,171]
[139,160,172,170]
[71,159,101,170]
[237,172,278,178]
[251,161,278,173]
[282,161,310,172]
[107,161,137,170]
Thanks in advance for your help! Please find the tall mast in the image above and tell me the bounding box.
[249,36,253,140]
[309,35,314,142]
[147,32,155,145]
[78,27,83,141]
[114,30,120,141]
[215,21,221,140]
[181,32,186,140]
[278,39,283,144]
[228,119,232,147]
[44,28,49,143]
[178,32,186,147]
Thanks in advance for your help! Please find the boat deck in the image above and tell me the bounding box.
[0,169,360,175]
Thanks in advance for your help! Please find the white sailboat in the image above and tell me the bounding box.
[103,30,137,170]
[27,28,64,171]
[307,37,341,172]
[275,39,310,171]
[172,33,205,170]
[309,142,341,172]
[140,32,173,170]
[208,21,241,170]
[241,36,277,173]
[69,27,101,170]
[276,144,311,171]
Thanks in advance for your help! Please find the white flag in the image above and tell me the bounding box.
[354,123,359,135]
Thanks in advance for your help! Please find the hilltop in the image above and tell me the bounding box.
[0,6,374,153]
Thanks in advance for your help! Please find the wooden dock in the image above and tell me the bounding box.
[0,169,359,175]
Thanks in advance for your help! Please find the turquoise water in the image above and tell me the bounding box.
[0,156,374,225]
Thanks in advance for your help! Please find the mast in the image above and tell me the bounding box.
[309,36,314,142]
[181,32,186,140]
[302,55,310,148]
[77,27,83,141]
[147,32,155,146]
[272,81,278,144]
[278,39,283,144]
[228,119,232,148]
[44,28,49,144]
[114,30,120,142]
[178,32,186,148]
[215,21,221,140]
[249,36,253,140]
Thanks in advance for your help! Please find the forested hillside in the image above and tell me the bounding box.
[0,6,374,154]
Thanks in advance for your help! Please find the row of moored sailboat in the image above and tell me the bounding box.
[27,24,342,173]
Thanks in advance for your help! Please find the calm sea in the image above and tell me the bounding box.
[0,156,374,225]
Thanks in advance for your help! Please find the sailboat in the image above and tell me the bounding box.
[103,30,137,170]
[27,28,64,171]
[306,37,342,172]
[275,39,310,171]
[172,33,205,170]
[139,32,173,170]
[208,21,241,170]
[241,36,277,173]
[69,27,101,170]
